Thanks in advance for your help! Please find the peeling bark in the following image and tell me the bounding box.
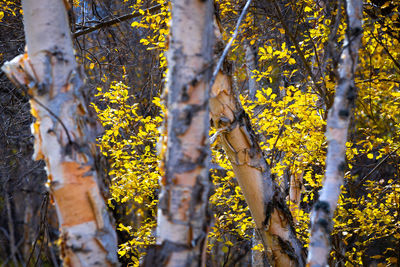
[307,0,363,266]
[1,0,118,266]
[210,71,306,266]
[150,0,214,266]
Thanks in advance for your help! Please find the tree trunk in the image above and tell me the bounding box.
[210,71,305,266]
[152,0,214,266]
[2,0,118,265]
[245,44,260,100]
[307,0,363,266]
[289,170,304,222]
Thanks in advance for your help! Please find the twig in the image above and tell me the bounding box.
[271,0,327,103]
[4,182,18,266]
[355,147,400,188]
[73,5,162,38]
[209,0,253,88]
[26,193,49,266]
[30,96,74,147]
[371,33,400,72]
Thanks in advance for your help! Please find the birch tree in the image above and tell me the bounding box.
[150,0,214,265]
[210,69,306,266]
[307,0,363,265]
[2,0,118,265]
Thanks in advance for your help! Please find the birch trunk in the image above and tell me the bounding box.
[307,0,363,265]
[244,43,268,267]
[210,71,305,266]
[152,0,214,266]
[2,0,118,265]
[245,44,260,100]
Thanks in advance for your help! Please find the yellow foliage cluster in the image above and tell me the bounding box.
[208,150,254,253]
[131,0,170,68]
[0,0,20,21]
[92,82,163,265]
[329,1,400,263]
[243,84,326,245]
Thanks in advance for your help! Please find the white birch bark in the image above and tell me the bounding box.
[307,0,363,266]
[149,0,214,266]
[2,0,118,266]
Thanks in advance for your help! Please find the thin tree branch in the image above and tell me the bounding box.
[4,182,17,266]
[272,0,327,104]
[26,193,49,266]
[371,32,400,72]
[209,0,253,88]
[73,4,162,38]
[356,146,400,188]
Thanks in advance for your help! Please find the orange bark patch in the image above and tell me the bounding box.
[185,82,207,105]
[180,111,207,161]
[169,188,192,222]
[173,166,202,187]
[53,162,96,227]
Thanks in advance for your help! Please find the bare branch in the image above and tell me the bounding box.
[73,4,162,38]
[209,0,252,88]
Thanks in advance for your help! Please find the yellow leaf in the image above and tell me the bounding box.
[367,153,374,159]
[371,255,382,259]
[118,250,126,256]
[225,240,233,246]
[381,1,390,8]
[89,62,95,69]
[304,6,312,12]
[0,11,4,21]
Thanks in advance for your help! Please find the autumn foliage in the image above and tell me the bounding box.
[2,0,400,266]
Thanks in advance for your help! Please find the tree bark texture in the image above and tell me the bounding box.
[210,71,306,266]
[307,0,363,266]
[153,0,214,266]
[289,170,303,223]
[245,44,260,100]
[2,0,118,266]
